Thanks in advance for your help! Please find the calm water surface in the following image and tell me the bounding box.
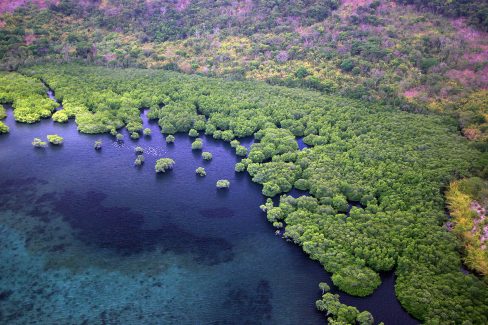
[0,102,417,324]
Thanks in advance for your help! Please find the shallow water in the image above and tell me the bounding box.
[0,104,417,324]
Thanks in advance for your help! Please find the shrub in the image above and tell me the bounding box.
[94,140,102,150]
[235,145,248,157]
[188,128,199,137]
[116,133,124,141]
[155,158,175,173]
[130,132,140,139]
[32,137,47,148]
[165,135,175,143]
[52,110,68,123]
[230,139,240,148]
[134,155,145,166]
[202,151,212,160]
[143,128,151,136]
[0,121,9,134]
[216,179,230,189]
[47,134,64,145]
[196,167,206,176]
[192,139,203,150]
[235,162,246,172]
[135,146,144,154]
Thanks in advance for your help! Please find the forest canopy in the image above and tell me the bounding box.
[1,63,483,323]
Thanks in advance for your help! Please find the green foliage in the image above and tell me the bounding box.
[235,162,246,172]
[316,293,366,324]
[191,139,203,150]
[202,152,212,160]
[143,128,152,136]
[0,121,9,134]
[165,135,175,143]
[0,73,57,123]
[116,133,124,141]
[188,129,199,137]
[319,282,330,294]
[130,132,140,139]
[0,106,7,120]
[230,140,240,148]
[10,64,488,324]
[155,158,175,173]
[32,137,47,148]
[216,179,230,189]
[94,140,102,150]
[196,167,206,176]
[47,134,64,145]
[235,145,248,157]
[134,155,145,166]
[134,146,144,154]
[52,110,68,123]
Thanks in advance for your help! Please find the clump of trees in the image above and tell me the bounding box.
[155,158,175,173]
[216,179,230,189]
[135,146,144,154]
[316,292,374,325]
[192,139,203,150]
[166,135,175,143]
[134,155,145,166]
[196,167,206,176]
[0,121,9,134]
[202,152,212,160]
[32,137,47,148]
[188,129,199,137]
[0,106,6,120]
[47,134,64,145]
[52,110,68,123]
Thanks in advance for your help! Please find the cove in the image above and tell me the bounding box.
[0,101,417,324]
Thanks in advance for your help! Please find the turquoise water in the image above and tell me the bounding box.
[0,103,417,324]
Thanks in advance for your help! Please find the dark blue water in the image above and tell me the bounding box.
[0,104,417,324]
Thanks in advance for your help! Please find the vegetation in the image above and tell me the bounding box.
[202,152,212,161]
[0,73,57,123]
[0,106,6,119]
[0,121,8,134]
[94,140,102,150]
[446,177,488,277]
[196,167,206,177]
[155,158,175,173]
[316,293,374,325]
[216,179,230,189]
[134,155,145,166]
[165,135,175,143]
[188,129,199,137]
[143,128,152,136]
[191,139,203,150]
[32,137,46,148]
[235,145,248,157]
[52,110,68,123]
[135,146,144,154]
[0,61,485,323]
[47,134,64,145]
[1,0,488,322]
[2,1,488,144]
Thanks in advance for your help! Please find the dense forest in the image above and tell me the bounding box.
[1,0,488,324]
[1,0,488,143]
